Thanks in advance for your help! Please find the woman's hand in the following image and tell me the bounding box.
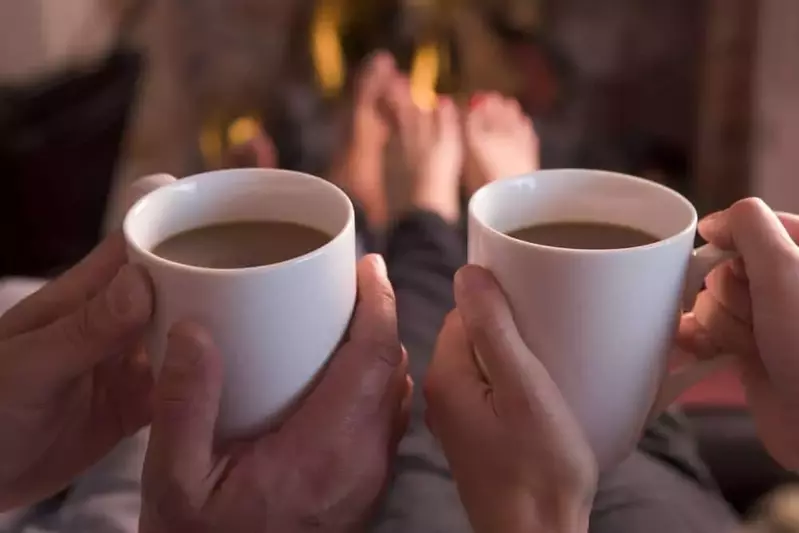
[425,265,597,533]
[679,198,799,469]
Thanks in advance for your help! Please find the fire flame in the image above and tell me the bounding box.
[410,43,441,110]
[311,1,346,97]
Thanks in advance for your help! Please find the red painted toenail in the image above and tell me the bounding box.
[470,93,487,109]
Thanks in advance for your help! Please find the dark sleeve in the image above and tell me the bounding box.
[384,209,465,388]
[369,210,472,533]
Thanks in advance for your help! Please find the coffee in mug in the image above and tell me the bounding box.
[469,169,735,470]
[152,221,332,269]
[124,169,357,439]
[507,221,658,250]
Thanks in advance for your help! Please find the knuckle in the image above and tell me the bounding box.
[730,197,769,221]
[361,336,403,371]
[60,304,96,350]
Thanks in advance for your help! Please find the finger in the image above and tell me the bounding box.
[348,255,398,347]
[675,312,719,359]
[147,322,223,490]
[113,348,155,434]
[3,265,153,389]
[777,212,799,239]
[448,267,592,467]
[698,199,799,277]
[730,256,748,281]
[692,290,758,355]
[0,233,129,337]
[292,254,405,433]
[394,373,413,446]
[454,265,541,398]
[704,261,752,323]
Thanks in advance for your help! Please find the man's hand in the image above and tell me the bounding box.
[140,255,411,533]
[0,234,153,510]
[425,265,597,533]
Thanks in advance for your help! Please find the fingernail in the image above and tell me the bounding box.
[455,265,495,293]
[698,211,723,232]
[373,254,388,278]
[107,265,153,323]
[164,322,208,370]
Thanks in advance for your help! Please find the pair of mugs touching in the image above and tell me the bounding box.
[125,168,733,470]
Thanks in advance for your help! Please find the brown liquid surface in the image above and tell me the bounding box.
[507,221,658,250]
[153,221,332,268]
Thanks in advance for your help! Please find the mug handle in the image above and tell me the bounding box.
[122,173,178,217]
[650,244,739,415]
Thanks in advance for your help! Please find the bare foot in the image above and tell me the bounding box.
[352,51,396,149]
[390,83,463,223]
[465,93,539,195]
[329,51,397,228]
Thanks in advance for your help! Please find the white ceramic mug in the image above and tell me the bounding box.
[123,169,357,439]
[468,169,733,470]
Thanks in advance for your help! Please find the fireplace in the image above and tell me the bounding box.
[113,0,760,221]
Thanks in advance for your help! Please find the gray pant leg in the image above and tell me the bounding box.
[371,425,471,533]
[590,450,740,533]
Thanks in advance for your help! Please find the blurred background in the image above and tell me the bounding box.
[1,0,799,527]
[1,0,797,277]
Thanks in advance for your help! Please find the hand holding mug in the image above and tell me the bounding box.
[141,256,411,533]
[468,169,734,469]
[0,234,153,510]
[126,169,358,438]
[678,198,799,469]
[425,266,596,533]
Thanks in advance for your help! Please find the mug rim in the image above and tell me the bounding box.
[468,169,699,255]
[123,168,355,276]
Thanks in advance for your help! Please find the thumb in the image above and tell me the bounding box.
[453,265,542,399]
[5,265,152,390]
[146,322,223,492]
